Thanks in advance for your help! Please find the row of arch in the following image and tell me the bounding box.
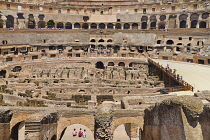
[95,61,136,69]
[1,13,209,29]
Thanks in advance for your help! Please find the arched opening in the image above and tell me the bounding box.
[107,39,112,42]
[124,23,130,29]
[129,62,133,67]
[28,21,35,29]
[38,21,45,28]
[190,13,199,21]
[132,23,138,30]
[99,23,105,29]
[114,46,120,53]
[47,20,55,28]
[176,47,181,51]
[180,20,186,28]
[2,40,8,44]
[115,23,121,29]
[60,124,94,140]
[107,23,114,29]
[118,62,125,67]
[141,22,147,29]
[141,16,148,22]
[157,40,161,44]
[65,22,72,29]
[150,22,156,29]
[12,66,22,72]
[74,23,80,29]
[199,21,206,28]
[158,22,165,29]
[10,121,25,140]
[95,61,105,69]
[160,15,166,21]
[166,40,174,45]
[6,15,14,28]
[202,12,209,19]
[90,23,97,29]
[108,62,114,66]
[98,39,104,42]
[49,46,56,50]
[82,23,89,29]
[0,70,6,78]
[191,20,198,28]
[113,124,142,140]
[57,22,64,28]
[90,39,96,42]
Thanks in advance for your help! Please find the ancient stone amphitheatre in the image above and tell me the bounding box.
[0,0,210,139]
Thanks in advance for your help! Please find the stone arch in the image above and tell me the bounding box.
[129,62,133,67]
[10,121,25,140]
[199,21,206,28]
[49,45,56,50]
[6,15,14,28]
[28,20,35,29]
[90,39,96,42]
[112,117,143,132]
[98,39,105,42]
[158,22,165,29]
[12,66,22,72]
[90,23,97,29]
[166,40,174,45]
[57,22,64,28]
[114,46,120,53]
[99,23,105,29]
[190,13,199,21]
[107,23,114,29]
[82,23,89,29]
[0,70,6,78]
[191,20,198,28]
[107,39,112,42]
[180,20,186,28]
[95,61,105,69]
[74,23,80,29]
[38,21,45,28]
[141,16,148,22]
[150,22,156,29]
[160,15,166,21]
[108,62,114,66]
[65,22,72,29]
[202,12,209,19]
[179,14,187,21]
[118,62,125,67]
[150,15,157,22]
[47,20,55,28]
[57,117,94,140]
[132,23,138,29]
[141,22,147,29]
[115,23,121,29]
[124,23,130,29]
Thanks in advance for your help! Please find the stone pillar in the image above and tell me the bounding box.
[187,13,191,28]
[0,110,13,140]
[176,14,180,28]
[95,101,114,140]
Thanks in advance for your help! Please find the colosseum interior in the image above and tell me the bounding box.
[0,0,210,139]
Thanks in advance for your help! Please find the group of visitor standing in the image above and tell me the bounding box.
[72,128,86,138]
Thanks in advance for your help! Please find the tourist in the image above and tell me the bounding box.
[83,129,86,138]
[72,128,77,137]
[78,128,83,137]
